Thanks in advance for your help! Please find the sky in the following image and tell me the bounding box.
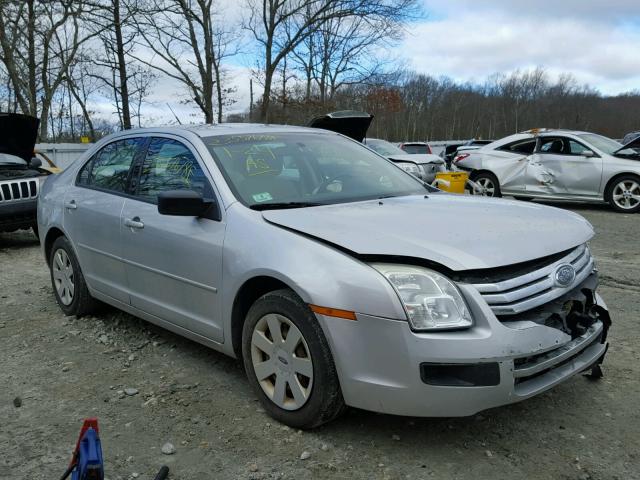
[400,0,640,95]
[114,0,640,125]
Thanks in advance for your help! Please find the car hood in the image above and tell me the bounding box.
[614,134,640,156]
[387,153,444,165]
[0,113,39,163]
[307,110,373,142]
[262,194,593,271]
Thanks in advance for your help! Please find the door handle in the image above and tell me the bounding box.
[124,217,144,229]
[64,200,77,210]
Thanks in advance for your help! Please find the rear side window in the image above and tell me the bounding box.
[498,139,536,154]
[135,137,211,203]
[77,138,143,193]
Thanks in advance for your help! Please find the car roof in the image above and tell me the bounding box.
[107,123,334,140]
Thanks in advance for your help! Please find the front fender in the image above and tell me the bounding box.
[220,203,407,346]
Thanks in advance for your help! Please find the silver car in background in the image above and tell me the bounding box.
[365,138,445,183]
[38,124,611,428]
[454,129,640,213]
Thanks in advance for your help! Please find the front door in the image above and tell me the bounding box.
[525,137,603,196]
[63,137,145,303]
[120,137,225,342]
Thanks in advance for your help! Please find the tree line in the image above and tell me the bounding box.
[1,1,638,142]
[239,67,640,141]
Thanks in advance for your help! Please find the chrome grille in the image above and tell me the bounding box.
[0,178,39,202]
[472,244,594,315]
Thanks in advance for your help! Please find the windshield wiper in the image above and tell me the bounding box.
[249,201,326,211]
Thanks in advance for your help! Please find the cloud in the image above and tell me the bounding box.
[399,1,640,94]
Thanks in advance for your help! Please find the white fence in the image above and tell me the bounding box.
[35,143,92,170]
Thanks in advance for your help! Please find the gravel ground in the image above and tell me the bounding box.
[1,202,639,480]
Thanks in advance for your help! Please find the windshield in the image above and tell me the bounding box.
[577,134,625,155]
[204,132,429,209]
[365,139,406,156]
[401,144,428,154]
[0,153,27,165]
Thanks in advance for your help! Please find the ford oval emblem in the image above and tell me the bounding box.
[554,264,576,287]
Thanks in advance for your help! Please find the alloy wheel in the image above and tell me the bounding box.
[52,248,74,305]
[250,313,314,411]
[475,177,496,196]
[612,180,640,210]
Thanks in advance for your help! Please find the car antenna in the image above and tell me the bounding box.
[166,103,182,125]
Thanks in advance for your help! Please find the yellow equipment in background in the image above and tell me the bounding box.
[433,171,469,193]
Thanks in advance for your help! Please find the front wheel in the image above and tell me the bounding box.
[242,289,345,429]
[471,172,502,197]
[607,175,640,213]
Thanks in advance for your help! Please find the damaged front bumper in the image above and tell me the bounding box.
[316,278,610,417]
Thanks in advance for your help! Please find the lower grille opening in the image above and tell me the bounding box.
[420,362,500,387]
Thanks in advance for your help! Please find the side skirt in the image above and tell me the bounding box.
[90,289,236,359]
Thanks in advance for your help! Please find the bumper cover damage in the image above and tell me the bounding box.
[316,276,610,418]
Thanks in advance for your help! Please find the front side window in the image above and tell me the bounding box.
[77,138,143,193]
[568,140,590,155]
[538,137,566,154]
[135,137,211,203]
[204,132,429,209]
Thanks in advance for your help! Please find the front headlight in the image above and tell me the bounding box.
[371,264,473,331]
[396,162,423,179]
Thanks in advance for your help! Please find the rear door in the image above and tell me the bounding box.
[120,136,225,342]
[481,138,536,193]
[525,136,603,196]
[63,137,145,303]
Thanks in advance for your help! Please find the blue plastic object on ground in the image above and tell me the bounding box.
[71,427,104,480]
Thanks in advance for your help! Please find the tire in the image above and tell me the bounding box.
[606,175,640,213]
[49,236,100,317]
[242,289,345,429]
[513,196,533,202]
[471,172,502,197]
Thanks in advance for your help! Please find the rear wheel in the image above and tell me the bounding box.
[49,236,99,316]
[607,175,640,213]
[242,289,345,429]
[471,172,501,197]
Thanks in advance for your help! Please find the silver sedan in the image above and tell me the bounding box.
[454,129,640,213]
[38,124,611,428]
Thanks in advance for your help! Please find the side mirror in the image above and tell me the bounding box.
[157,190,216,218]
[582,150,596,158]
[30,157,42,169]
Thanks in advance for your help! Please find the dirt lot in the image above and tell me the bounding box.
[1,202,639,480]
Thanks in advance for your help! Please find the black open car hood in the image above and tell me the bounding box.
[307,110,373,143]
[614,134,640,156]
[0,113,39,162]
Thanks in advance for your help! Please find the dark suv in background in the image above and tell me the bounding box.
[0,113,57,238]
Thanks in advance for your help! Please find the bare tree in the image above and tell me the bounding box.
[132,0,239,124]
[245,0,419,122]
[290,7,407,105]
[0,0,98,139]
[84,0,139,129]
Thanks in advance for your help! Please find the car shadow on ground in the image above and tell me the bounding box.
[0,231,40,250]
